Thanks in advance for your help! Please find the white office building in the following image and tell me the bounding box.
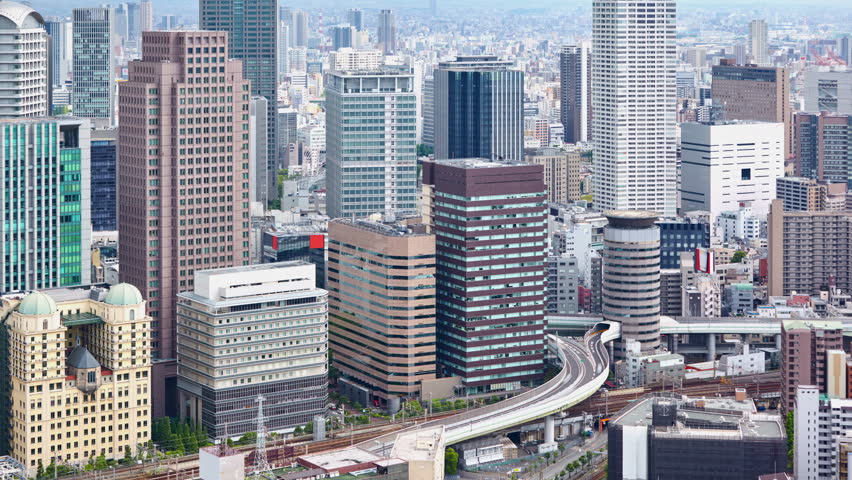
[715,205,765,243]
[592,0,677,217]
[803,69,852,114]
[749,19,769,65]
[0,1,48,117]
[680,122,784,216]
[328,48,382,71]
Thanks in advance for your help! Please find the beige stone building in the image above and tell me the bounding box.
[0,284,151,475]
[523,147,581,203]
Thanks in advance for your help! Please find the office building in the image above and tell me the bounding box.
[0,2,47,117]
[711,61,792,157]
[45,17,72,89]
[324,68,418,219]
[715,205,765,243]
[114,3,129,41]
[603,211,661,357]
[777,176,848,212]
[139,0,152,31]
[176,263,328,437]
[262,226,327,288]
[682,275,721,318]
[159,14,177,30]
[658,218,710,269]
[72,8,116,124]
[328,48,382,71]
[327,218,436,403]
[680,122,784,216]
[0,118,91,293]
[768,200,852,297]
[803,69,852,114]
[346,8,363,31]
[660,269,682,316]
[377,9,396,54]
[793,385,852,480]
[91,128,117,231]
[250,96,271,205]
[794,112,852,184]
[608,394,786,480]
[733,42,747,65]
[749,19,769,65]
[201,0,278,208]
[434,56,524,162]
[277,21,289,81]
[523,147,581,203]
[280,8,307,48]
[559,44,591,143]
[615,339,684,388]
[591,0,677,217]
[425,159,547,393]
[422,75,435,148]
[546,255,579,315]
[0,283,152,476]
[781,319,843,413]
[118,31,251,417]
[329,25,355,50]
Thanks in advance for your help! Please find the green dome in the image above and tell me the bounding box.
[104,283,143,306]
[17,292,57,316]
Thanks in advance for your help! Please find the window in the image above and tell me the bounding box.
[741,168,751,181]
[87,371,96,383]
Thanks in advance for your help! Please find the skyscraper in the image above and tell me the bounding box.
[749,19,769,65]
[0,118,92,293]
[250,96,270,205]
[45,16,72,89]
[591,0,677,217]
[434,56,524,162]
[72,7,116,125]
[602,211,661,357]
[346,8,363,30]
[422,75,435,148]
[118,31,251,417]
[559,43,591,144]
[140,0,153,32]
[91,128,118,231]
[794,112,852,185]
[425,159,547,394]
[330,25,355,50]
[278,21,289,81]
[711,61,793,157]
[201,0,278,206]
[0,2,48,118]
[377,9,396,55]
[280,7,307,47]
[325,68,419,219]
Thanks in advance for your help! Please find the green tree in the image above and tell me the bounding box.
[36,460,44,479]
[786,411,794,469]
[185,434,199,454]
[293,426,304,436]
[732,250,747,263]
[416,144,434,156]
[571,460,580,470]
[444,447,459,475]
[304,422,314,434]
[160,417,172,440]
[453,399,466,410]
[171,434,184,454]
[124,446,132,464]
[94,454,108,470]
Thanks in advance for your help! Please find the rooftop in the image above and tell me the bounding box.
[299,447,386,472]
[331,218,432,238]
[195,261,312,277]
[782,319,843,331]
[435,158,533,169]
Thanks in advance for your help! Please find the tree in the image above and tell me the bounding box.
[786,411,794,469]
[453,399,466,410]
[444,447,459,475]
[293,426,304,436]
[94,454,108,470]
[37,460,44,479]
[124,446,132,464]
[304,422,314,434]
[732,250,747,263]
[185,434,199,454]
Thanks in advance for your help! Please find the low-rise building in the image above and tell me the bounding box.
[546,255,579,314]
[616,340,685,388]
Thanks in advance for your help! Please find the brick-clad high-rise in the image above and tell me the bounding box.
[118,30,251,417]
[424,159,547,394]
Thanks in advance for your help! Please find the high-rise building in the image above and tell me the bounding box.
[781,319,843,414]
[434,56,524,162]
[733,42,747,64]
[377,9,396,55]
[45,17,72,90]
[749,19,769,65]
[250,96,271,205]
[424,159,547,393]
[327,218,436,404]
[160,14,177,30]
[346,8,363,30]
[0,2,48,117]
[118,31,251,417]
[280,7,307,47]
[711,61,792,157]
[0,118,91,294]
[680,122,784,216]
[325,68,418,219]
[328,48,382,71]
[91,128,118,232]
[140,0,152,32]
[768,200,852,297]
[72,7,116,124]
[794,112,852,184]
[176,262,328,437]
[658,218,710,269]
[201,0,278,208]
[329,25,355,50]
[603,211,661,357]
[422,75,435,148]
[803,69,852,114]
[277,21,289,81]
[776,176,847,212]
[523,147,581,203]
[546,255,580,315]
[0,284,152,476]
[592,0,677,217]
[114,4,129,42]
[127,3,140,41]
[795,382,852,479]
[559,43,591,144]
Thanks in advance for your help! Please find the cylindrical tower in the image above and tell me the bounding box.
[602,210,661,358]
[0,1,48,117]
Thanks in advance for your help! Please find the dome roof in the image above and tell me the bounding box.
[17,291,57,316]
[0,1,44,29]
[67,345,100,369]
[103,283,143,306]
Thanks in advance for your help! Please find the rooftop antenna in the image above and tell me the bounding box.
[253,396,274,479]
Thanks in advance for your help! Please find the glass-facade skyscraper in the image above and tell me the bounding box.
[91,128,117,231]
[201,0,279,205]
[325,68,419,219]
[72,8,116,124]
[1,118,91,293]
[434,56,524,162]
